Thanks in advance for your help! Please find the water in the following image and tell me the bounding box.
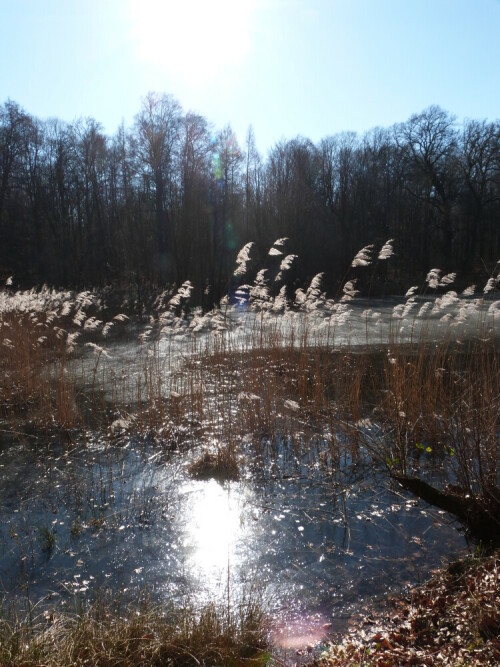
[0,430,467,650]
[2,295,495,652]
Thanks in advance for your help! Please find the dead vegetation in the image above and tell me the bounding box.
[188,445,241,481]
[1,283,499,542]
[0,245,499,664]
[316,549,500,666]
[0,596,268,667]
[188,336,499,544]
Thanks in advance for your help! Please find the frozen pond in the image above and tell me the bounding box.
[73,294,500,403]
[1,292,497,653]
[0,430,468,650]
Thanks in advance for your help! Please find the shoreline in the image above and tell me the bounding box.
[314,549,500,667]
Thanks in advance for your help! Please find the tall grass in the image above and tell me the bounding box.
[1,249,498,502]
[0,595,268,666]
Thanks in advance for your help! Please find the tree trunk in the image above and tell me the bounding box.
[394,474,500,547]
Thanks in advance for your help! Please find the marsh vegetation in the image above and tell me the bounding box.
[0,240,499,664]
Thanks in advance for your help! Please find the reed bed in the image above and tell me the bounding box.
[1,241,499,662]
[1,245,498,511]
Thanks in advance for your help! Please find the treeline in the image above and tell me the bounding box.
[1,94,499,302]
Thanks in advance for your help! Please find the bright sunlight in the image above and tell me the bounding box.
[127,0,256,86]
[180,479,247,590]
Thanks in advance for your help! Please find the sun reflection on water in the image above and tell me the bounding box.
[180,479,247,590]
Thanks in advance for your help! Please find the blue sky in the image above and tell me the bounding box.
[1,0,499,155]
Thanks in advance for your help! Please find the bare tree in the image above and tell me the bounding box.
[396,106,460,265]
[176,112,213,284]
[458,119,500,268]
[0,101,31,234]
[133,92,182,280]
[212,125,244,295]
[244,125,262,240]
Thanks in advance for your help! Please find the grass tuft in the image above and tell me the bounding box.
[188,445,241,481]
[0,596,268,666]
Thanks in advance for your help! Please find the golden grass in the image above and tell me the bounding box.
[0,312,80,430]
[0,596,269,667]
[1,297,498,520]
[0,282,499,664]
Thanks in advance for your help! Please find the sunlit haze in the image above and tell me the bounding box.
[1,0,500,153]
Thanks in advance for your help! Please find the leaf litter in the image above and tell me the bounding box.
[314,549,500,666]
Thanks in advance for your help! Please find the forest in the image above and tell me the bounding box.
[1,94,499,301]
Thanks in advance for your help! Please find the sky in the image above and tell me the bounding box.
[1,0,500,156]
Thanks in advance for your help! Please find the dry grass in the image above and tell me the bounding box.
[366,338,500,544]
[0,596,269,667]
[180,332,499,542]
[0,252,499,665]
[1,283,498,543]
[188,445,241,481]
[0,312,80,430]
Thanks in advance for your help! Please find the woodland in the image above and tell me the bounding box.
[1,95,499,298]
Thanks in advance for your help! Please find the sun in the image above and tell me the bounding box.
[127,0,256,86]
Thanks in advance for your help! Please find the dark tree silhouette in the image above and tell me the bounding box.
[0,97,499,298]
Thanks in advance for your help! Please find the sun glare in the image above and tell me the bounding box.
[127,0,255,85]
[180,479,247,589]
